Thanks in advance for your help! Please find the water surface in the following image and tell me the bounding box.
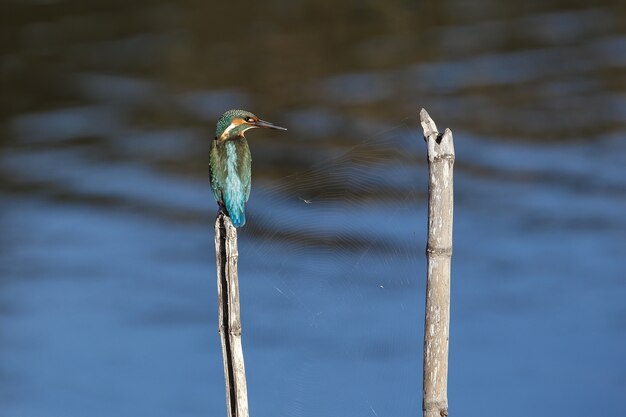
[1,1,625,416]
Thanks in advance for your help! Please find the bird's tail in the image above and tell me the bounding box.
[225,201,246,228]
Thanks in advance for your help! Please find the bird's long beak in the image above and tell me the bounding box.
[253,119,287,131]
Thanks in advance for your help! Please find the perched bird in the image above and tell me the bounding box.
[210,109,287,227]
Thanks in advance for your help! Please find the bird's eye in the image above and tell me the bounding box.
[245,117,254,122]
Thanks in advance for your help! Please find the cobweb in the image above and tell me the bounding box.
[233,116,429,417]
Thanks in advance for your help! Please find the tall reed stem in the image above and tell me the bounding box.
[215,212,249,417]
[420,108,454,417]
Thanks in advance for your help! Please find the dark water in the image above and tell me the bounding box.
[1,1,625,416]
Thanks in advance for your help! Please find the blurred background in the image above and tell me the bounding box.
[1,1,625,416]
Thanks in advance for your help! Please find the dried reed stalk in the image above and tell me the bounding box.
[215,212,249,417]
[420,108,454,417]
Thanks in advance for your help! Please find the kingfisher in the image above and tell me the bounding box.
[210,109,287,227]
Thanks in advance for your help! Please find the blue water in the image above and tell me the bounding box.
[2,2,626,417]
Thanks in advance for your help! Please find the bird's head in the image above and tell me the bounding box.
[215,109,287,141]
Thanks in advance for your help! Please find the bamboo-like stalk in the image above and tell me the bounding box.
[420,108,454,417]
[215,212,249,417]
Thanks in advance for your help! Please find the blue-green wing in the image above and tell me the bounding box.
[209,139,224,204]
[237,138,252,202]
